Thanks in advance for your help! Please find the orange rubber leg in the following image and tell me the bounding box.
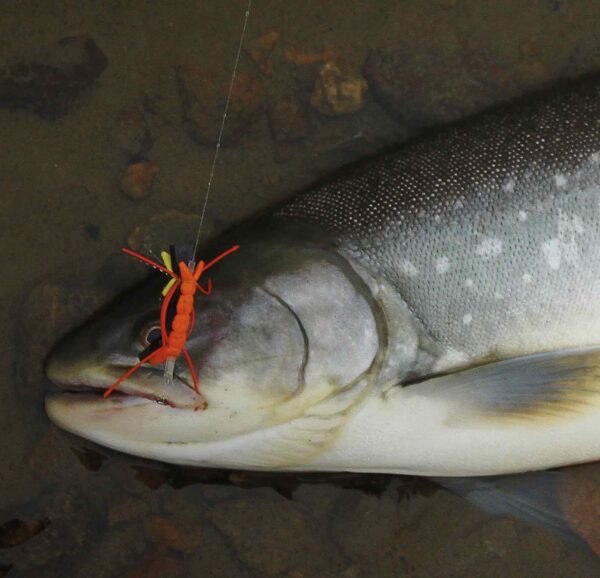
[182,347,199,393]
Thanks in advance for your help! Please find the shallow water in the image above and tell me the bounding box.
[1,0,600,576]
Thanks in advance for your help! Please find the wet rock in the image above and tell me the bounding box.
[246,30,280,75]
[310,61,368,116]
[199,483,251,503]
[209,493,346,577]
[126,555,186,578]
[126,209,204,257]
[95,251,149,293]
[28,427,91,487]
[107,497,151,527]
[131,466,170,491]
[292,484,342,526]
[16,282,109,403]
[177,64,263,145]
[0,35,107,117]
[160,485,206,518]
[70,446,107,472]
[16,561,61,578]
[8,489,93,569]
[186,523,252,578]
[0,518,50,549]
[268,94,310,143]
[397,489,598,578]
[364,45,474,128]
[558,471,600,556]
[120,160,159,200]
[331,491,402,563]
[284,46,341,66]
[83,223,101,241]
[362,15,558,130]
[73,524,147,578]
[113,106,154,157]
[144,516,204,552]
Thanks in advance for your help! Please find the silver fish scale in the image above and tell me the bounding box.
[276,78,600,359]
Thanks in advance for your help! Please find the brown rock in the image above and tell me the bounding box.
[28,427,90,487]
[396,488,598,578]
[144,516,204,552]
[10,489,94,569]
[209,493,345,577]
[520,38,543,58]
[16,282,109,403]
[132,466,169,490]
[107,497,151,527]
[284,46,341,66]
[160,486,206,518]
[127,555,186,578]
[0,35,107,117]
[331,491,402,562]
[246,30,280,75]
[177,64,263,145]
[120,161,159,200]
[0,518,50,549]
[186,523,252,578]
[126,209,204,257]
[268,95,310,143]
[558,471,600,556]
[311,61,368,116]
[73,524,147,578]
[113,106,153,156]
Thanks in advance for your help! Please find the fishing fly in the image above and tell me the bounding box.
[105,0,252,402]
[103,244,239,401]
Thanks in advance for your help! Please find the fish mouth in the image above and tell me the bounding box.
[46,354,206,410]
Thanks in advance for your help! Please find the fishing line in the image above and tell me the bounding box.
[109,3,250,403]
[189,0,253,266]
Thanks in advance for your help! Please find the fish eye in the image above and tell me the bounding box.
[139,323,162,347]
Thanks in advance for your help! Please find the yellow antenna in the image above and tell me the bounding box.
[160,251,177,296]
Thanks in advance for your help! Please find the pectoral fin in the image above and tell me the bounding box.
[435,466,600,554]
[410,347,600,423]
[216,378,371,469]
[434,472,576,540]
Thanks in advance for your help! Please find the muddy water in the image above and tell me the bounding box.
[1,0,600,576]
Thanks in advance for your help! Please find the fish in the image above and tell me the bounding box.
[45,75,600,479]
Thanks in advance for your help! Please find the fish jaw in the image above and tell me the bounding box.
[44,392,241,466]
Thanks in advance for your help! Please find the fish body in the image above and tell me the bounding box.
[46,76,600,476]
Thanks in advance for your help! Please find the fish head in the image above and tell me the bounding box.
[45,229,406,467]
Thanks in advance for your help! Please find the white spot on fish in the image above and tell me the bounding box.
[558,211,583,264]
[494,291,504,300]
[554,174,567,188]
[400,260,418,277]
[462,313,473,325]
[591,152,599,164]
[476,237,503,258]
[434,214,442,224]
[503,178,515,193]
[518,210,528,221]
[436,256,450,274]
[522,273,532,284]
[541,211,583,270]
[542,238,561,270]
[433,348,470,372]
[564,214,584,235]
[464,278,474,288]
[454,199,464,210]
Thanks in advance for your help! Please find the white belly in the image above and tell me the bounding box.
[306,388,600,476]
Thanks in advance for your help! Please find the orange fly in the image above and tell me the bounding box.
[103,244,240,400]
